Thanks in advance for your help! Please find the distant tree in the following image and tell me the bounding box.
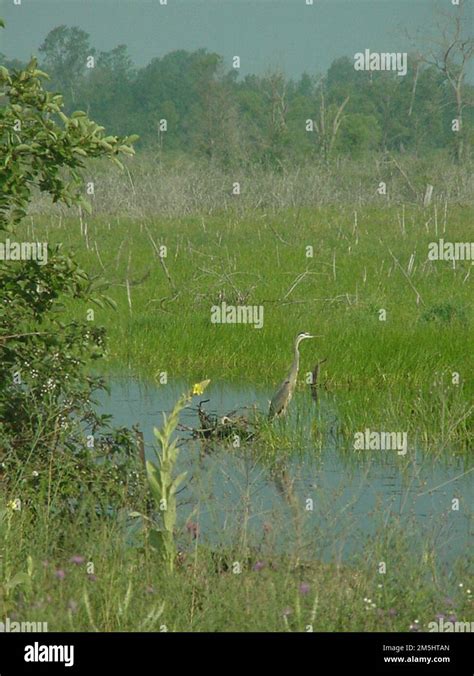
[39,25,93,109]
[0,19,464,165]
[312,80,350,160]
[287,76,319,162]
[338,113,381,157]
[132,49,223,149]
[189,73,246,166]
[404,61,446,154]
[82,44,136,136]
[411,0,473,160]
[260,72,291,168]
[296,71,315,98]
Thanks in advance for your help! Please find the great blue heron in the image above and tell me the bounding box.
[268,332,315,420]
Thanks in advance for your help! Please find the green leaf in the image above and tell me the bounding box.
[170,471,187,496]
[5,571,30,591]
[101,295,117,311]
[118,145,135,155]
[146,460,163,504]
[111,157,124,170]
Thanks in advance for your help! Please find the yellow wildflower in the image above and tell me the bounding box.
[192,380,210,396]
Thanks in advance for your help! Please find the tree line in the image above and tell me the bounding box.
[1,23,473,166]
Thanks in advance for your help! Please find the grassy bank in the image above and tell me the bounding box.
[18,203,473,452]
[1,485,472,632]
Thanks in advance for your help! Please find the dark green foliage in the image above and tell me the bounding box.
[0,22,141,506]
[5,24,471,166]
[420,302,468,326]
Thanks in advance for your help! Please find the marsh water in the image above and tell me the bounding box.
[99,379,472,566]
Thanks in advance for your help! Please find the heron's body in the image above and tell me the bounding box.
[268,332,314,420]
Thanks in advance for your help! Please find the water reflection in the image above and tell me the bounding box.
[98,378,472,565]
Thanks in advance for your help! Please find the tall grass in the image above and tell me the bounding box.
[28,152,474,220]
[17,200,473,452]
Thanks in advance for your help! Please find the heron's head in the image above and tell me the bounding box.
[295,331,315,346]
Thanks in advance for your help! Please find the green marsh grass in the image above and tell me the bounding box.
[17,203,473,453]
[3,156,472,632]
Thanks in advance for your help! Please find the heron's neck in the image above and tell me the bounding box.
[293,342,301,369]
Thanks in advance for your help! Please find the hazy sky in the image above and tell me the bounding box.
[0,0,471,78]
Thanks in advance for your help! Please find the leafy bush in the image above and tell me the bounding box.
[0,20,141,509]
